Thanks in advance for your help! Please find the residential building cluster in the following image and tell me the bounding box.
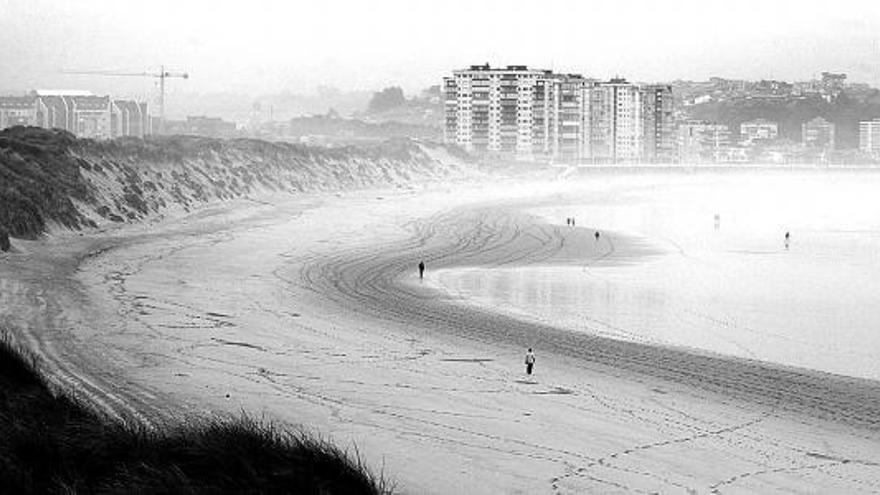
[676,117,840,165]
[678,72,853,107]
[0,90,241,140]
[443,65,674,164]
[0,90,149,139]
[442,64,863,165]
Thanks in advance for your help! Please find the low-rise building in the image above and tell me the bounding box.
[0,96,38,128]
[802,117,835,149]
[859,118,880,156]
[112,100,150,138]
[1,90,148,139]
[68,95,112,139]
[678,121,730,164]
[740,119,778,143]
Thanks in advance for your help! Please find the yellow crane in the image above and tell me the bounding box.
[62,66,189,133]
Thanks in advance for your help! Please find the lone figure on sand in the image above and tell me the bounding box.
[594,231,601,241]
[418,261,426,279]
[525,348,536,375]
[784,231,790,250]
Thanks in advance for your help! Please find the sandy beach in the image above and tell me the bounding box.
[3,173,880,494]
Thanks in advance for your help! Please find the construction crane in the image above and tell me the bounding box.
[62,66,189,133]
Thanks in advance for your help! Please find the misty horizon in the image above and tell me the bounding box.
[2,0,879,99]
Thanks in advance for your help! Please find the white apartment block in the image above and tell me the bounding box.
[590,79,643,163]
[859,119,880,155]
[444,64,545,158]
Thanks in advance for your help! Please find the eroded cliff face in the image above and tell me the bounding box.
[0,127,472,238]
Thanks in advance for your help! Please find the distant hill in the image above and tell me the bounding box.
[361,86,443,128]
[284,113,442,143]
[165,87,373,123]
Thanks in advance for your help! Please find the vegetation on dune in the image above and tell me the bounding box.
[0,127,97,239]
[0,126,467,240]
[0,334,389,494]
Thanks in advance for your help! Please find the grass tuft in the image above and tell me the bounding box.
[0,332,390,494]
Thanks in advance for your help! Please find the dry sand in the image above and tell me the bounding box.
[2,178,880,494]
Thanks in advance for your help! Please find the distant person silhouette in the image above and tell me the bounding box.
[525,348,536,375]
[566,217,571,226]
[418,261,425,279]
[571,217,576,227]
[784,232,790,250]
[594,231,600,241]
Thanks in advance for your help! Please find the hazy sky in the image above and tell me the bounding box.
[2,0,879,98]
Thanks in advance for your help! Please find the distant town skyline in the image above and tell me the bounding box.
[1,0,879,98]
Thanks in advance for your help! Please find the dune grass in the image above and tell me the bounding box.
[0,334,390,494]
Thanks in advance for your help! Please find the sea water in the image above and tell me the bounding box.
[435,171,880,380]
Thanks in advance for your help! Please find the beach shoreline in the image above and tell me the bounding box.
[3,176,880,493]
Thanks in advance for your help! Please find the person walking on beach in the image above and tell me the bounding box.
[784,231,790,250]
[525,348,536,375]
[594,230,600,241]
[418,261,426,279]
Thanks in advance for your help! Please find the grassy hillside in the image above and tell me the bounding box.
[0,333,388,494]
[0,126,470,240]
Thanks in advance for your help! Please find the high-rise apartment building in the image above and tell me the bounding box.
[590,78,642,163]
[548,75,593,163]
[444,66,673,165]
[444,64,546,157]
[641,84,675,163]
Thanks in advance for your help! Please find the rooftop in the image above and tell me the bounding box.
[35,89,94,96]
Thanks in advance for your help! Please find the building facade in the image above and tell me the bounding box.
[859,119,880,155]
[0,96,38,128]
[589,78,643,163]
[111,100,150,138]
[444,65,673,165]
[801,117,835,149]
[0,90,149,139]
[740,119,778,143]
[444,64,546,158]
[678,121,731,164]
[640,84,674,163]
